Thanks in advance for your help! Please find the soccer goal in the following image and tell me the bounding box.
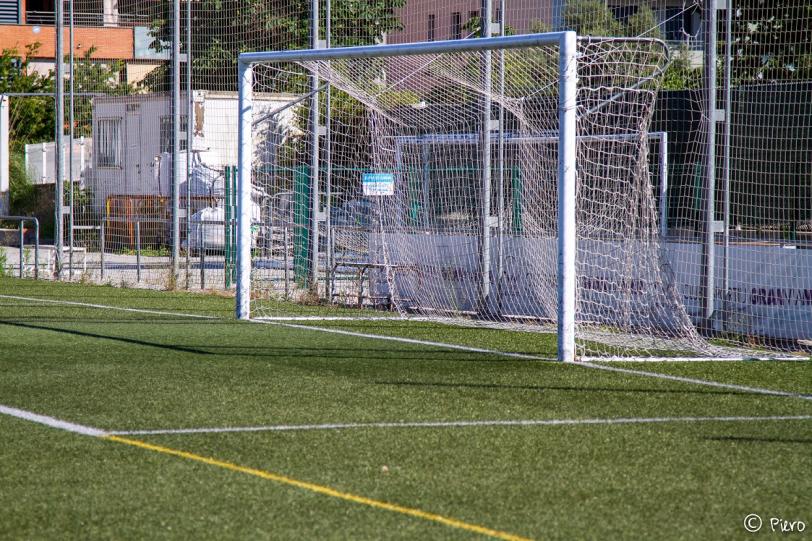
[235,32,750,361]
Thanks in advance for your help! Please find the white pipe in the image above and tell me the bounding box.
[659,132,668,238]
[557,31,577,363]
[0,96,8,214]
[236,62,253,320]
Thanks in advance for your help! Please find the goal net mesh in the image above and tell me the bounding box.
[248,39,740,359]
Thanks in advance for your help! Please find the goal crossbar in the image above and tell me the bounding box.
[236,31,579,361]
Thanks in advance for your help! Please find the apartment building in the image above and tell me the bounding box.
[387,0,700,45]
[0,0,167,84]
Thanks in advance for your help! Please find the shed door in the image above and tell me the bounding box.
[125,104,141,193]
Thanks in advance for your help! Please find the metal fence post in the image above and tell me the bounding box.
[135,221,141,282]
[100,222,105,281]
[18,222,23,278]
[200,224,206,290]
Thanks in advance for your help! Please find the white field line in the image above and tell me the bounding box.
[1,402,809,439]
[251,318,548,360]
[581,362,812,401]
[0,404,106,436]
[0,294,219,320]
[2,294,808,400]
[107,415,812,436]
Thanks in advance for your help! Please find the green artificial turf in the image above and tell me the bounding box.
[0,277,810,540]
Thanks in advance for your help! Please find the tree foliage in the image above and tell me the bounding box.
[144,0,406,92]
[731,0,812,83]
[0,44,55,148]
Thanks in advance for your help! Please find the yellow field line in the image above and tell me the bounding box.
[105,435,532,541]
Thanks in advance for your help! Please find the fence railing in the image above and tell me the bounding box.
[24,11,149,27]
[0,216,39,279]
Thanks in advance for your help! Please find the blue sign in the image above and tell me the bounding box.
[362,173,395,196]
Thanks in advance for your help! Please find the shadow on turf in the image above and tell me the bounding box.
[704,435,812,445]
[376,380,755,397]
[0,320,213,355]
[0,320,529,361]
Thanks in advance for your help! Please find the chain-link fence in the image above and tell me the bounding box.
[0,0,809,349]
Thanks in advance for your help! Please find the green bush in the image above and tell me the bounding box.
[9,151,37,215]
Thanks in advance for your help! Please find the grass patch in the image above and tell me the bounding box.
[0,277,809,539]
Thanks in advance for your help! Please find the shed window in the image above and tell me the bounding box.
[97,119,122,167]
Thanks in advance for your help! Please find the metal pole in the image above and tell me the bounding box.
[18,222,23,278]
[33,218,39,279]
[284,225,290,299]
[700,0,718,330]
[135,221,141,282]
[309,0,321,294]
[722,0,732,298]
[0,95,8,216]
[659,132,669,238]
[54,0,65,279]
[236,61,253,320]
[421,140,430,228]
[171,0,181,283]
[496,0,506,312]
[68,0,74,279]
[185,0,193,289]
[100,222,105,281]
[557,31,577,363]
[199,224,205,290]
[479,0,493,316]
[325,0,333,302]
[224,165,231,289]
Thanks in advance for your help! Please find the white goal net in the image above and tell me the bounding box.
[238,33,754,360]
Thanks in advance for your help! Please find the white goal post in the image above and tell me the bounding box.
[236,32,579,361]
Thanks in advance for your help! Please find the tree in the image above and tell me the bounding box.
[562,0,623,37]
[730,0,812,83]
[0,44,55,148]
[143,0,406,92]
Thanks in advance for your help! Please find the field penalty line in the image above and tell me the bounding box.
[0,403,530,541]
[2,293,810,402]
[107,415,812,436]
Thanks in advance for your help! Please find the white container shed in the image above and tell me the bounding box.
[88,91,296,210]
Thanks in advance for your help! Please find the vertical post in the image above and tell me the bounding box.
[135,221,141,282]
[224,165,231,289]
[0,95,8,215]
[100,222,105,281]
[324,0,333,302]
[722,0,732,297]
[479,0,493,316]
[68,0,74,279]
[18,222,23,278]
[700,0,718,329]
[200,224,206,290]
[309,0,321,294]
[171,0,181,282]
[558,31,577,363]
[236,61,253,320]
[80,137,85,181]
[55,0,65,278]
[496,0,506,311]
[185,0,193,288]
[284,225,290,299]
[33,218,39,280]
[659,133,669,238]
[421,140,430,227]
[41,143,46,184]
